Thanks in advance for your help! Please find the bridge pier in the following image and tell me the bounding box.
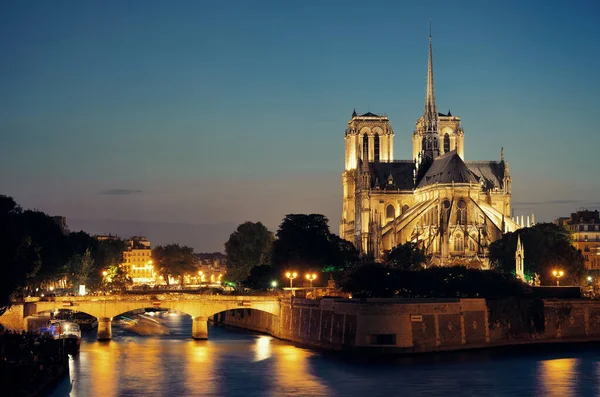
[97,317,112,341]
[192,316,208,340]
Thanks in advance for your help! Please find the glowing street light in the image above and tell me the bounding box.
[305,273,317,288]
[552,270,564,286]
[588,276,593,283]
[271,280,278,288]
[285,272,297,295]
[102,271,108,277]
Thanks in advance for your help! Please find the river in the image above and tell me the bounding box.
[46,311,600,397]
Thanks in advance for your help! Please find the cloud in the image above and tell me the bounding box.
[99,189,143,196]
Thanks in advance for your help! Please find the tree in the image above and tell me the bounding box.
[489,223,586,285]
[272,214,359,279]
[244,265,277,291]
[385,241,428,270]
[224,222,274,283]
[103,263,132,292]
[152,244,197,286]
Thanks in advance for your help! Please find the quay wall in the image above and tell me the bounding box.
[219,298,600,354]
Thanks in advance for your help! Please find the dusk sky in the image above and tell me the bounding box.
[2,1,599,252]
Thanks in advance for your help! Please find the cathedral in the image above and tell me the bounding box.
[339,32,522,268]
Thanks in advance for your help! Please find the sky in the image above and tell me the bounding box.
[1,0,599,252]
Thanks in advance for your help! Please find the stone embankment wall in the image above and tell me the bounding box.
[218,298,600,354]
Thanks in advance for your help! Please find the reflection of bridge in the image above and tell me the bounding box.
[0,294,282,340]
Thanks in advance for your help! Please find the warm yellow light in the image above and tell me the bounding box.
[292,272,297,278]
[148,260,153,265]
[102,271,108,277]
[559,271,564,277]
[552,270,557,276]
[305,274,310,280]
[286,272,291,278]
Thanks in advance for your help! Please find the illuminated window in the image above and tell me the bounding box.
[363,134,369,161]
[454,234,464,251]
[457,199,467,225]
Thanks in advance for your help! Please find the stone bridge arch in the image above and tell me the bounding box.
[2,295,282,341]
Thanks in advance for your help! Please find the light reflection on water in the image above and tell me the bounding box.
[47,312,600,397]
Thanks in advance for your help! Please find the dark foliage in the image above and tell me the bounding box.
[271,214,359,281]
[385,241,428,270]
[341,264,530,299]
[244,265,277,290]
[224,222,274,283]
[489,222,585,285]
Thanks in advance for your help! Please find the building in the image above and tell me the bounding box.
[194,253,226,285]
[555,210,600,270]
[52,216,70,235]
[122,236,155,285]
[340,31,521,267]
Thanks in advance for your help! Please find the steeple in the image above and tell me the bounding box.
[515,234,525,281]
[421,21,439,160]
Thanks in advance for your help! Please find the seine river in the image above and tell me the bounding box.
[47,312,600,397]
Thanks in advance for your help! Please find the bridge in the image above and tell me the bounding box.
[0,294,282,340]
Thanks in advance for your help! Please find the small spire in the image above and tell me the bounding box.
[352,108,357,118]
[422,20,438,159]
[501,147,504,162]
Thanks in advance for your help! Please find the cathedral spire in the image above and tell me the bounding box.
[423,20,438,134]
[419,20,439,162]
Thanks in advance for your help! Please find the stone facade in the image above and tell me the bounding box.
[555,210,600,270]
[340,35,518,266]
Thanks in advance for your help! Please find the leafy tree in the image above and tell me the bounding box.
[244,265,277,291]
[152,244,197,286]
[385,241,428,270]
[489,223,585,285]
[224,222,274,283]
[271,214,359,280]
[69,248,96,290]
[103,263,132,292]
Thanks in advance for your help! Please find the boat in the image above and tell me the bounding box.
[41,320,81,355]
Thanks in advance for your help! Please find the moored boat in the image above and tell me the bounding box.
[41,320,81,355]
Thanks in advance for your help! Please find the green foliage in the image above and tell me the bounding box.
[104,263,132,292]
[385,241,428,270]
[489,223,586,285]
[342,264,530,299]
[152,244,197,286]
[271,214,359,278]
[224,222,274,283]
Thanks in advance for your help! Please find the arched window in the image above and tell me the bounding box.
[385,204,395,220]
[362,134,369,161]
[444,133,450,153]
[402,204,409,214]
[457,199,467,225]
[374,133,380,162]
[469,236,475,251]
[454,234,464,251]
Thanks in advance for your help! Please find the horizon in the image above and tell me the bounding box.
[2,1,599,252]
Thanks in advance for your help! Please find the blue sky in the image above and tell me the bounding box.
[1,0,599,251]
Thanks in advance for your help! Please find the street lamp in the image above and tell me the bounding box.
[588,276,593,283]
[285,272,297,295]
[552,270,564,286]
[271,281,277,288]
[305,273,317,288]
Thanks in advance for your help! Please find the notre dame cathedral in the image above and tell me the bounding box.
[339,32,521,268]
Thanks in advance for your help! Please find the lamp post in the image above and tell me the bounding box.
[285,272,297,295]
[305,273,317,288]
[552,270,564,286]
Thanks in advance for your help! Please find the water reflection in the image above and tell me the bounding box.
[537,358,577,397]
[253,336,272,362]
[271,345,330,397]
[48,318,600,397]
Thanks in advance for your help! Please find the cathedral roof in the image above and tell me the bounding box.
[466,161,505,190]
[368,161,414,190]
[361,112,380,117]
[417,150,479,188]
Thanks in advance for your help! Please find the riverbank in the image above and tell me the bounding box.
[215,297,600,356]
[0,330,69,397]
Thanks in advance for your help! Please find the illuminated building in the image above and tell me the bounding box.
[340,30,520,267]
[122,236,155,285]
[194,253,226,285]
[555,210,600,270]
